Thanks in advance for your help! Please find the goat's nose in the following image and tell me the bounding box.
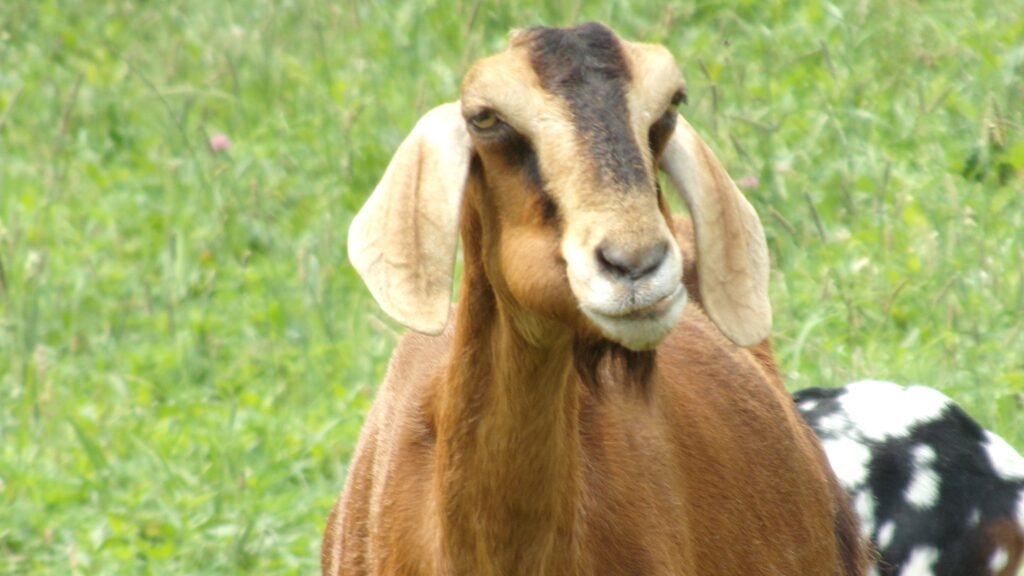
[596,240,668,281]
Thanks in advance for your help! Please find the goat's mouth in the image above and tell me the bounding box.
[589,284,684,320]
[581,285,687,350]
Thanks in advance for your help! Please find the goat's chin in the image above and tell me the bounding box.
[582,286,687,351]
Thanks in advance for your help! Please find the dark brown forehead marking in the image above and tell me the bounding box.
[523,23,649,189]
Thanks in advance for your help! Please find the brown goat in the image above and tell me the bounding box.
[324,24,869,576]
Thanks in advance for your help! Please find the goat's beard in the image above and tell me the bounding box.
[573,339,657,395]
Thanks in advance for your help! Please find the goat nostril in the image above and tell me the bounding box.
[596,241,668,281]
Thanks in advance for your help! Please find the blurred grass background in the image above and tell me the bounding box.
[1,0,1022,573]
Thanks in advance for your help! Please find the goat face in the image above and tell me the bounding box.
[348,23,772,350]
[460,24,688,349]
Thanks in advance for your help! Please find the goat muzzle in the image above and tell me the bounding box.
[564,228,686,351]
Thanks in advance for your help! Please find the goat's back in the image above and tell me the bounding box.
[797,382,1024,576]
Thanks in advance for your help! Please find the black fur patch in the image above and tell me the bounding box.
[524,23,649,190]
[502,133,558,223]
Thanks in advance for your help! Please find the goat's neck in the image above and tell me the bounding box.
[434,270,584,575]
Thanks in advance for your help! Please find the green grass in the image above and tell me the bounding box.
[1,0,1022,573]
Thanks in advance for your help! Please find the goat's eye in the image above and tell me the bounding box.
[470,111,500,130]
[648,109,678,155]
[670,88,687,107]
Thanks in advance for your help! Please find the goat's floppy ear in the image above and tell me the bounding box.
[348,102,471,334]
[660,114,771,346]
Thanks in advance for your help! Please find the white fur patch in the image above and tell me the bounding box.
[989,547,1009,573]
[983,430,1024,480]
[912,444,937,467]
[854,491,877,535]
[968,507,981,527]
[876,521,896,549]
[899,546,938,575]
[815,413,849,437]
[906,444,940,509]
[1018,493,1024,533]
[839,381,952,442]
[821,437,872,488]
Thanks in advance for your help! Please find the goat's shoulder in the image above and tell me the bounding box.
[644,309,843,569]
[655,305,825,483]
[383,326,454,394]
[325,325,453,572]
[347,318,454,495]
[368,325,452,459]
[658,307,789,412]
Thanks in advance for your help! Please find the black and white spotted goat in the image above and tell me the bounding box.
[796,380,1024,576]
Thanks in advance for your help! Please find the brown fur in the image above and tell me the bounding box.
[983,518,1024,576]
[325,24,868,576]
[323,207,868,575]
